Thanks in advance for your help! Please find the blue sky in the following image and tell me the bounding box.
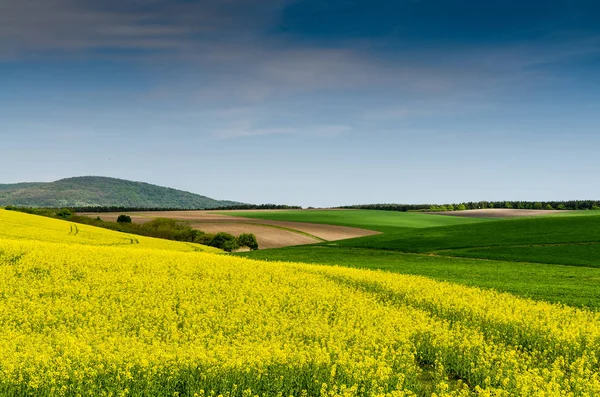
[1,0,599,207]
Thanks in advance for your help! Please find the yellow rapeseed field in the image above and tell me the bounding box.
[0,209,599,396]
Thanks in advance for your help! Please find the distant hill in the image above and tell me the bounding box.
[0,176,245,209]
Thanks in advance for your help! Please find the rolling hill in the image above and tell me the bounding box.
[0,176,244,209]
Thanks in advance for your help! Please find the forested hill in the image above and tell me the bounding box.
[0,176,244,209]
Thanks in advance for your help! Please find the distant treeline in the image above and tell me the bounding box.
[339,200,600,212]
[64,206,204,213]
[18,204,303,213]
[208,204,302,211]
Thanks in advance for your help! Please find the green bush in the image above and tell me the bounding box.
[238,233,259,250]
[194,233,215,246]
[222,240,240,252]
[208,232,239,252]
[57,208,72,219]
[117,214,132,223]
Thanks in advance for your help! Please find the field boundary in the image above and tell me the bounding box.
[193,221,327,242]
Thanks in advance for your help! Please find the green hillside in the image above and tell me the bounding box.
[229,210,600,267]
[0,176,244,209]
[331,214,600,266]
[0,182,44,191]
[236,210,600,308]
[224,209,490,232]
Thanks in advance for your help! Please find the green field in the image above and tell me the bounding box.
[235,209,600,309]
[223,209,490,232]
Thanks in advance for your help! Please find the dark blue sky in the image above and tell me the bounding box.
[1,0,599,206]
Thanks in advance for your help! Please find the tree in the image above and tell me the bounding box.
[237,233,259,250]
[117,214,132,223]
[57,208,72,219]
[222,240,240,252]
[208,232,239,252]
[457,204,467,211]
[544,204,554,210]
[533,202,543,210]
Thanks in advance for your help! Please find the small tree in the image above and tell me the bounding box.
[222,240,240,252]
[208,232,239,252]
[57,208,72,219]
[544,204,554,210]
[238,233,259,250]
[457,204,467,211]
[117,214,132,223]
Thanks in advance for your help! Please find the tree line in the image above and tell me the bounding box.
[8,204,303,213]
[339,200,600,212]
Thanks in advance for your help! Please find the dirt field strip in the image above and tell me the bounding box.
[425,209,570,218]
[77,211,379,249]
[188,223,321,249]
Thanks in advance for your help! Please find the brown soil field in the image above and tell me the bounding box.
[425,208,569,218]
[77,211,379,249]
[188,223,320,249]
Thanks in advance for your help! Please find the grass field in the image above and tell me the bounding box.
[230,210,600,267]
[3,209,600,395]
[234,210,600,310]
[223,209,490,232]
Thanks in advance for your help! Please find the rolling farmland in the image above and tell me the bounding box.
[236,210,600,308]
[80,210,380,249]
[3,209,600,395]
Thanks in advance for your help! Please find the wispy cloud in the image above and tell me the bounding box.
[0,0,290,56]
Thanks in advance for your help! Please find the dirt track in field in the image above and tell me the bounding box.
[425,208,569,218]
[78,211,379,249]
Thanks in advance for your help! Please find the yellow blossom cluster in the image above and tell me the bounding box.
[0,209,599,396]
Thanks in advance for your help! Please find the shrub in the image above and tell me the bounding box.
[208,232,239,252]
[141,218,199,241]
[194,233,214,246]
[222,240,240,253]
[238,233,259,250]
[117,215,132,223]
[57,208,73,219]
